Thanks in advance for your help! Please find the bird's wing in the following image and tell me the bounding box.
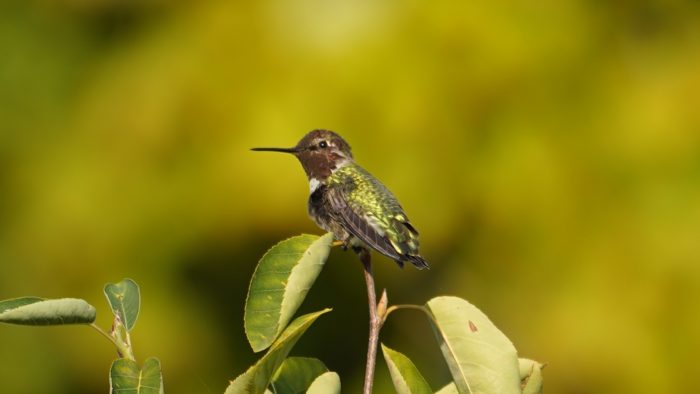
[326,185,404,262]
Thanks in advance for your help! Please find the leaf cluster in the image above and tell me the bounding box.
[0,279,163,393]
[0,233,543,393]
[229,233,544,394]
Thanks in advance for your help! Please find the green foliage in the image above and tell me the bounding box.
[426,296,521,394]
[0,297,96,326]
[245,233,333,352]
[104,279,140,331]
[237,234,542,394]
[109,358,163,394]
[102,281,161,393]
[0,238,543,394]
[306,372,341,394]
[230,233,339,393]
[381,343,432,394]
[226,309,331,394]
[270,357,328,394]
[0,279,161,392]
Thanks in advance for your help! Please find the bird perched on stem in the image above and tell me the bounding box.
[252,129,429,269]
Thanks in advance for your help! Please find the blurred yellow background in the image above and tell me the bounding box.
[1,1,699,393]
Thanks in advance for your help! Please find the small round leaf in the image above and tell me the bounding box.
[104,279,140,331]
[109,357,163,394]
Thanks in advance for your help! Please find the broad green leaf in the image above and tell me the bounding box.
[426,296,520,394]
[435,383,459,394]
[109,357,163,394]
[226,309,331,394]
[0,297,96,325]
[381,343,433,394]
[306,372,340,394]
[270,357,328,394]
[104,279,140,331]
[245,233,333,352]
[519,358,544,394]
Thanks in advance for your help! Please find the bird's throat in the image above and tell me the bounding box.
[309,178,322,193]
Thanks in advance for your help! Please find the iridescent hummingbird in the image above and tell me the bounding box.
[252,129,429,269]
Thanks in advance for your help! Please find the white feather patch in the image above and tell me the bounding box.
[309,178,321,193]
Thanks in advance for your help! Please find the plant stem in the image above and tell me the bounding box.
[385,304,430,318]
[89,322,135,361]
[89,323,118,347]
[89,323,135,361]
[116,325,136,361]
[359,249,381,394]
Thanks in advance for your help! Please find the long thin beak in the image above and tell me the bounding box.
[250,146,299,154]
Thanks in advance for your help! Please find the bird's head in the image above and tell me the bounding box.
[252,129,353,181]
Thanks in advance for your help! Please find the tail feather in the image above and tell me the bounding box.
[403,255,429,270]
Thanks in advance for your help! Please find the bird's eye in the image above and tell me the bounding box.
[318,141,328,148]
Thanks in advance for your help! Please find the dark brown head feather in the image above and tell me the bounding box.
[293,129,353,180]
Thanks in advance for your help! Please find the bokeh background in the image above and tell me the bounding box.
[1,1,699,393]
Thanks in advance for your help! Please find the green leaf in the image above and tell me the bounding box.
[426,296,520,394]
[104,278,140,331]
[270,357,328,394]
[435,383,459,394]
[519,358,544,394]
[0,297,96,325]
[0,297,44,313]
[306,372,341,394]
[245,233,333,352]
[381,343,433,394]
[109,357,163,394]
[226,309,331,394]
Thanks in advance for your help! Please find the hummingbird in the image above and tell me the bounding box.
[252,129,429,269]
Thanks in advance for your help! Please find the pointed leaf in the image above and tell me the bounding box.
[435,383,459,394]
[270,357,328,394]
[109,357,163,394]
[306,372,340,394]
[226,309,331,394]
[0,297,96,325]
[104,279,140,331]
[426,296,520,394]
[519,358,544,394]
[381,343,433,394]
[245,233,333,352]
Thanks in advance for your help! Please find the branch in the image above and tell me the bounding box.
[358,249,388,394]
